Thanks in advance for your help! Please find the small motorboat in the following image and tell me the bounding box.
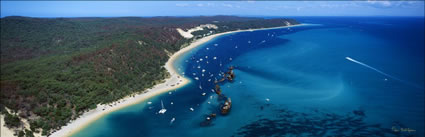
[169,117,176,125]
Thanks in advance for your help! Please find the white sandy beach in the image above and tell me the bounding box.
[1,115,16,137]
[0,24,303,137]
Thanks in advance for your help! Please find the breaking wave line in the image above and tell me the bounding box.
[346,57,424,90]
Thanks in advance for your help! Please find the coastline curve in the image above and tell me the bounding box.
[49,24,305,137]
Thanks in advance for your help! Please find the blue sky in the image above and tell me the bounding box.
[1,1,424,17]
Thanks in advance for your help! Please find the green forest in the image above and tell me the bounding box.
[0,16,299,136]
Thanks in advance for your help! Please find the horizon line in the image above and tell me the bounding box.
[2,15,424,19]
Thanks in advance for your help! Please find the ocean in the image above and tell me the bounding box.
[72,17,424,137]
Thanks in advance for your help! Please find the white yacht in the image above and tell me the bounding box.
[158,100,167,114]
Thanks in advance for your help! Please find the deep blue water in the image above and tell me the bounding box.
[73,17,424,137]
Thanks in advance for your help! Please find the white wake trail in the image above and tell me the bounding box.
[345,57,424,90]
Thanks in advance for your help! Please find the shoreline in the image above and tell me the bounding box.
[45,23,304,137]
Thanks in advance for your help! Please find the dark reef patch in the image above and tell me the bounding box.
[234,106,416,137]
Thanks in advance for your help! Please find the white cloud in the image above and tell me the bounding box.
[222,4,233,8]
[407,1,417,4]
[367,0,392,7]
[206,3,215,7]
[197,3,204,7]
[381,1,392,7]
[277,5,291,9]
[247,1,255,4]
[320,4,339,8]
[175,3,189,7]
[296,7,302,11]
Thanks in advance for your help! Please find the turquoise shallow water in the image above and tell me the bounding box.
[73,17,424,137]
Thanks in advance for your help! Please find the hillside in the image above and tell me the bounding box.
[0,16,299,136]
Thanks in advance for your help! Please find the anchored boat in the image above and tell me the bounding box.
[158,100,167,114]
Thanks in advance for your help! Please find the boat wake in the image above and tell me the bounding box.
[345,57,424,90]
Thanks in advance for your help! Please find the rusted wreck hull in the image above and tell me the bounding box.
[221,98,232,115]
